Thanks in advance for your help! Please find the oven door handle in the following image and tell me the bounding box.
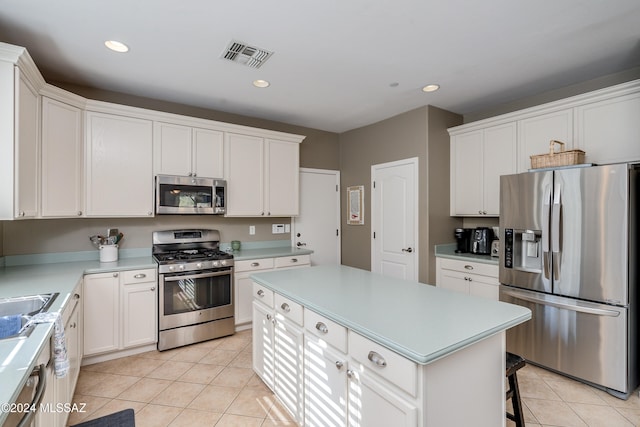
[163,269,232,282]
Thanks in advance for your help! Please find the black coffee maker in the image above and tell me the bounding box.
[454,228,472,253]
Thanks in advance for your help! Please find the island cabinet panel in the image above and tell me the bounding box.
[252,300,275,389]
[274,314,305,423]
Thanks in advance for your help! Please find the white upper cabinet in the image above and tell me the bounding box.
[225,133,301,217]
[85,111,154,217]
[517,108,573,172]
[154,121,223,178]
[41,96,83,217]
[576,91,640,165]
[450,123,516,216]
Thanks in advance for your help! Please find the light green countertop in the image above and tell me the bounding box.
[251,265,530,365]
[435,243,499,265]
[228,246,313,261]
[0,256,156,421]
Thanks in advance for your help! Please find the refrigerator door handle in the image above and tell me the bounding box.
[542,184,552,279]
[551,183,562,279]
[502,289,621,317]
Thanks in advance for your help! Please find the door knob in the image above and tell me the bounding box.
[402,247,413,253]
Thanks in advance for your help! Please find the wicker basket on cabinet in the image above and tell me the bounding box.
[530,140,585,169]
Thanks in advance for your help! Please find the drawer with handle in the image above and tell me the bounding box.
[121,268,157,283]
[304,309,347,353]
[236,258,275,272]
[274,255,311,268]
[252,281,274,308]
[274,293,303,326]
[349,331,417,396]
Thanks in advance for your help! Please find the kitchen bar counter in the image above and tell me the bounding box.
[0,256,156,423]
[251,264,529,364]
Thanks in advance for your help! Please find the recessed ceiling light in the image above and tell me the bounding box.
[422,84,440,93]
[105,40,129,53]
[253,79,270,88]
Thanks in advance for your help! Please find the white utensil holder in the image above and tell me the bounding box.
[99,245,118,262]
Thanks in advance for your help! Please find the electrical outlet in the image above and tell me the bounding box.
[249,225,255,235]
[285,224,291,233]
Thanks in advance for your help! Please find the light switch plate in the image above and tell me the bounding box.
[249,225,255,235]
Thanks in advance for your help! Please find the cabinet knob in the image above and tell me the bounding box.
[74,293,80,300]
[134,273,146,279]
[77,211,82,216]
[251,262,260,267]
[346,369,355,379]
[291,258,298,263]
[19,211,25,217]
[113,272,119,278]
[315,322,328,334]
[266,314,272,321]
[335,361,344,370]
[147,211,153,216]
[261,212,265,216]
[464,265,474,270]
[367,351,387,367]
[150,287,156,291]
[257,289,265,297]
[70,322,76,329]
[280,303,291,313]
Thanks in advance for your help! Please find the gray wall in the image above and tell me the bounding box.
[339,105,462,284]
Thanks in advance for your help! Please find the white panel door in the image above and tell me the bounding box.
[293,168,341,265]
[371,158,418,281]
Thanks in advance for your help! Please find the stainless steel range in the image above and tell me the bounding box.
[153,229,234,351]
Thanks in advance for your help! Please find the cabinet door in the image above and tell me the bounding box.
[437,268,470,294]
[349,369,418,427]
[225,133,264,216]
[252,301,275,390]
[450,131,483,215]
[41,97,83,217]
[234,272,258,327]
[482,123,516,215]
[83,273,119,355]
[122,281,157,348]
[304,335,348,427]
[15,70,39,218]
[266,139,299,216]
[468,274,500,300]
[274,317,305,423]
[86,112,153,217]
[518,109,573,172]
[576,92,640,164]
[193,128,224,178]
[154,122,192,176]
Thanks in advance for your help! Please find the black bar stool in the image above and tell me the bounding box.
[506,352,526,427]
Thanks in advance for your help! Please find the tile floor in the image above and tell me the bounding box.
[69,330,640,427]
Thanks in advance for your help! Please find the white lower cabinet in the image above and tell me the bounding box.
[252,284,304,424]
[435,258,499,300]
[83,268,157,357]
[235,255,310,329]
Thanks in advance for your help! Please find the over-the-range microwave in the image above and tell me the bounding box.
[155,175,226,215]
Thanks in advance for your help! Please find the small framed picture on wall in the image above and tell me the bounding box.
[347,185,364,225]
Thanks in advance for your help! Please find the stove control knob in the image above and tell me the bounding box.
[196,263,203,269]
[179,264,185,271]
[220,260,227,266]
[168,265,175,272]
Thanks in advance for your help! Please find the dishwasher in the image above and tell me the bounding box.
[4,341,50,427]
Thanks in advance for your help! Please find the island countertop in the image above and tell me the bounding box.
[251,265,531,364]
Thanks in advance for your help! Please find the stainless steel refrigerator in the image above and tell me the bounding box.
[499,163,639,398]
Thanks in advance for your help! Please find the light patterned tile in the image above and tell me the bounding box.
[75,371,141,398]
[178,363,225,384]
[211,366,254,388]
[83,398,146,422]
[135,403,183,427]
[117,377,172,403]
[199,349,239,366]
[225,387,276,418]
[151,381,207,408]
[570,402,634,427]
[525,398,587,426]
[615,406,640,425]
[66,393,111,425]
[520,376,562,401]
[214,413,264,426]
[168,408,222,426]
[545,378,607,405]
[188,384,241,412]
[168,346,212,363]
[146,360,196,381]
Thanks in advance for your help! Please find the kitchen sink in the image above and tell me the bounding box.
[0,293,59,340]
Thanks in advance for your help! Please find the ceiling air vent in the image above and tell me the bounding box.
[221,40,273,69]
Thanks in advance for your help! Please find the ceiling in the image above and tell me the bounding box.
[1,1,639,133]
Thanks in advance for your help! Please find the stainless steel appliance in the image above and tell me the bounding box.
[156,175,226,215]
[153,229,234,351]
[470,227,493,255]
[499,163,639,398]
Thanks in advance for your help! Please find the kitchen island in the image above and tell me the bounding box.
[250,264,531,427]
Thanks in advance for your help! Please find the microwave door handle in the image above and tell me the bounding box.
[551,183,562,279]
[542,184,551,279]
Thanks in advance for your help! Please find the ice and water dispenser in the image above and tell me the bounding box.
[503,228,543,272]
